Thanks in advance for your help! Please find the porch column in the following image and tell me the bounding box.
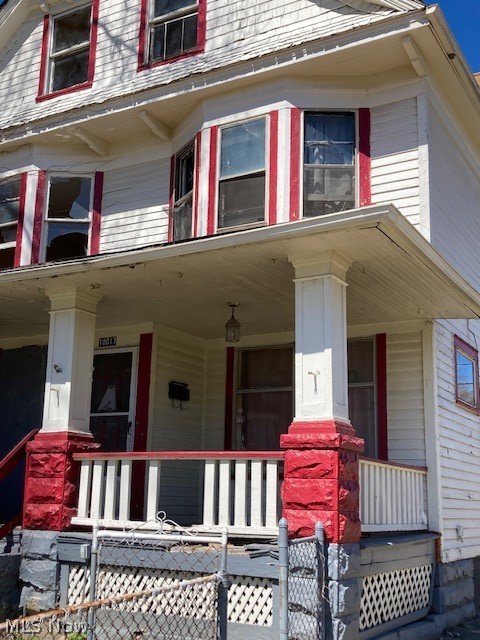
[23,288,101,531]
[281,251,364,542]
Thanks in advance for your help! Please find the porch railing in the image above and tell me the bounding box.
[359,457,428,532]
[72,452,428,536]
[72,451,284,537]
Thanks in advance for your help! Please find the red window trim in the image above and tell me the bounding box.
[289,108,301,222]
[90,171,103,255]
[359,108,372,207]
[454,334,479,413]
[268,110,278,226]
[13,172,28,268]
[137,0,206,71]
[192,130,202,238]
[168,154,175,243]
[36,0,99,103]
[31,170,47,264]
[206,125,218,236]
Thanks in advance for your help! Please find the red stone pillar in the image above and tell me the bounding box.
[23,432,99,531]
[281,421,363,542]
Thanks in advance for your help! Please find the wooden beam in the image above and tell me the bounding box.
[402,36,427,78]
[74,127,108,157]
[138,110,171,141]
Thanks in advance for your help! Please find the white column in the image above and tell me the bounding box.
[41,288,102,434]
[289,251,351,424]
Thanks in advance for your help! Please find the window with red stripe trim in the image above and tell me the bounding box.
[0,174,26,270]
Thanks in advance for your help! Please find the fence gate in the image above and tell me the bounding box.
[279,518,326,640]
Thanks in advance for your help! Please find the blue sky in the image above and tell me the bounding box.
[428,1,480,73]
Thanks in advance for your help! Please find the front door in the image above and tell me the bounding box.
[90,348,138,452]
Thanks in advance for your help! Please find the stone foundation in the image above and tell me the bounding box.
[431,558,476,627]
[19,531,60,614]
[326,542,361,640]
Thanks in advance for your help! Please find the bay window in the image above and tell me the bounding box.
[218,118,266,230]
[0,176,22,270]
[148,0,199,63]
[303,112,355,217]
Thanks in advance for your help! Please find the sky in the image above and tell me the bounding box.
[428,1,480,73]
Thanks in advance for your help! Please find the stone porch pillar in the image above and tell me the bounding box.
[281,251,364,542]
[23,288,101,531]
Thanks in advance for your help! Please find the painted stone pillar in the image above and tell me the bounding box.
[281,251,364,542]
[23,288,101,531]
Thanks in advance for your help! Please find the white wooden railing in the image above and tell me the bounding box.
[359,458,428,532]
[72,451,284,537]
[72,452,428,536]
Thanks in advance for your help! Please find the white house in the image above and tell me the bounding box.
[1,0,480,637]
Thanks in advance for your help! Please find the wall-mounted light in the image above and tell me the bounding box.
[225,302,241,343]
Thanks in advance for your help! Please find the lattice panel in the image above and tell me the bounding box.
[66,565,273,626]
[360,564,432,631]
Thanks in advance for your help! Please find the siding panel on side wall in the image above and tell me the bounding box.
[387,331,425,466]
[370,98,420,226]
[100,160,170,253]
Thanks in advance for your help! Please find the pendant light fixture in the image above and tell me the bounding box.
[225,302,241,343]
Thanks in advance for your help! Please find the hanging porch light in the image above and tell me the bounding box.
[225,302,241,343]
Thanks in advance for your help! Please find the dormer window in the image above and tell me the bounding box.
[37,2,99,100]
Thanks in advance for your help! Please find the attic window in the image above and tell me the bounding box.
[37,2,99,100]
[454,335,479,412]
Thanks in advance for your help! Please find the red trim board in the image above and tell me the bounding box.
[30,171,47,264]
[359,108,372,207]
[289,108,301,221]
[192,130,202,237]
[207,126,218,235]
[14,172,28,267]
[268,111,278,225]
[168,154,175,243]
[90,171,104,255]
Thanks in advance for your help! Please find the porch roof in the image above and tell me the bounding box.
[1,204,479,341]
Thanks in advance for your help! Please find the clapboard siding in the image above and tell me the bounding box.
[435,319,480,561]
[370,98,420,226]
[150,328,207,523]
[429,107,480,293]
[100,160,170,252]
[202,342,227,450]
[387,330,425,466]
[0,0,404,130]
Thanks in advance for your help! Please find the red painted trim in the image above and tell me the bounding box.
[0,429,39,483]
[90,171,103,255]
[268,111,278,225]
[207,126,218,235]
[36,0,99,102]
[74,451,285,460]
[289,108,301,221]
[360,456,427,473]
[376,333,388,460]
[192,130,202,237]
[223,347,235,449]
[137,0,206,71]
[30,171,46,264]
[13,172,28,267]
[359,108,372,207]
[454,334,480,412]
[168,154,175,243]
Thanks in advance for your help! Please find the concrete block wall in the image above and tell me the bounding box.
[431,559,476,628]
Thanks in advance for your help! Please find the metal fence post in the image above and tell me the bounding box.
[315,521,326,639]
[87,522,99,640]
[217,528,229,640]
[278,517,289,640]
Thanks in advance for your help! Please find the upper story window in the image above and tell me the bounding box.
[303,112,355,217]
[42,176,93,261]
[218,118,266,230]
[146,0,200,64]
[38,2,98,100]
[173,142,195,242]
[454,335,479,412]
[0,176,22,269]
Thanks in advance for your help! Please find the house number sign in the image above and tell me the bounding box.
[98,337,117,347]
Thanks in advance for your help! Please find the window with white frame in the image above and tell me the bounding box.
[0,176,22,270]
[148,0,199,63]
[173,142,195,242]
[303,112,355,217]
[218,118,266,230]
[454,335,479,412]
[43,176,93,262]
[46,5,94,94]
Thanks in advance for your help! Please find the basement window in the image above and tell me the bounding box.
[43,176,93,262]
[0,176,22,269]
[454,336,479,412]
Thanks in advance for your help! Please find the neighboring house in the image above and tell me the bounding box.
[1,0,480,637]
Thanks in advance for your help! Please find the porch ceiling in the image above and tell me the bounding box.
[1,205,479,341]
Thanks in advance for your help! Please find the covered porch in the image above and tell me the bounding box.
[2,204,479,540]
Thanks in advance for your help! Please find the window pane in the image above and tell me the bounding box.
[0,226,17,244]
[0,178,20,225]
[45,222,89,261]
[52,7,91,53]
[236,391,292,450]
[91,352,133,413]
[173,198,192,242]
[239,347,293,390]
[154,0,194,17]
[150,24,165,61]
[52,50,90,91]
[176,146,195,200]
[183,13,198,50]
[348,339,374,384]
[349,387,376,458]
[0,247,15,270]
[48,177,91,220]
[165,18,183,58]
[456,350,476,407]
[304,113,355,166]
[218,173,265,228]
[220,120,266,178]
[304,166,354,217]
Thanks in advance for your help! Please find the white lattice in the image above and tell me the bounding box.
[67,565,273,626]
[360,564,432,631]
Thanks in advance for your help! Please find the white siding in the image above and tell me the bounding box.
[387,330,425,466]
[429,106,480,293]
[202,341,227,450]
[0,0,403,130]
[100,160,170,253]
[435,319,480,562]
[370,98,420,226]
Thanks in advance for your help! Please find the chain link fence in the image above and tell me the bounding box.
[278,518,326,640]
